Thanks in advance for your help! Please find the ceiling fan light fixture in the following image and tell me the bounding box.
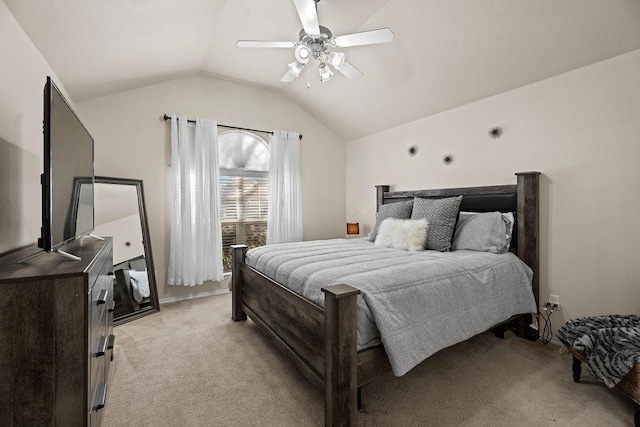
[236,0,394,84]
[319,63,333,82]
[288,61,305,77]
[327,51,345,70]
[295,44,311,64]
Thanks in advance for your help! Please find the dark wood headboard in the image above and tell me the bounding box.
[375,172,540,310]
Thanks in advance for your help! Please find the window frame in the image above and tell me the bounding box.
[218,131,270,274]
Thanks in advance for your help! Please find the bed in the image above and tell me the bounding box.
[230,172,540,426]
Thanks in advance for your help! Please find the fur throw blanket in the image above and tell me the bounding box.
[557,315,640,388]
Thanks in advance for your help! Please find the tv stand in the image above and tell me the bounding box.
[56,248,82,261]
[83,233,105,241]
[17,246,81,263]
[17,234,105,264]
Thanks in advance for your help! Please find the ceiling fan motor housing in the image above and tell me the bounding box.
[298,25,333,40]
[298,26,333,60]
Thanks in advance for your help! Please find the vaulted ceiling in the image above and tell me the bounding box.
[5,0,640,140]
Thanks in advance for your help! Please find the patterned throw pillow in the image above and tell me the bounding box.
[411,196,463,251]
[368,200,414,242]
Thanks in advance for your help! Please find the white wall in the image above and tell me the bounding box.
[347,49,640,331]
[94,213,144,266]
[0,2,68,254]
[76,74,345,301]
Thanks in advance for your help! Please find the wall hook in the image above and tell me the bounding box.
[489,127,503,139]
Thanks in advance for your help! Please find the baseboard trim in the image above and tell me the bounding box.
[159,289,230,305]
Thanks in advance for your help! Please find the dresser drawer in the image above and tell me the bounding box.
[90,251,112,321]
[88,288,107,419]
[90,382,107,427]
[87,242,112,290]
[87,248,113,425]
[105,266,115,380]
[89,263,109,357]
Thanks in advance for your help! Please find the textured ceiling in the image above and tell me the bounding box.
[5,0,640,140]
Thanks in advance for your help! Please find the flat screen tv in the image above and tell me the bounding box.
[38,76,95,253]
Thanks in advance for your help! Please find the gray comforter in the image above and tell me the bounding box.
[246,238,536,376]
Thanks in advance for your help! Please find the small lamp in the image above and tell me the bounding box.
[346,222,360,238]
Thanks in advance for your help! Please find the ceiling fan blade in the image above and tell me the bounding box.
[337,60,364,80]
[334,28,394,47]
[237,40,296,49]
[281,70,299,83]
[293,0,321,36]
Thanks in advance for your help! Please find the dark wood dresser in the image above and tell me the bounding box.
[0,237,114,426]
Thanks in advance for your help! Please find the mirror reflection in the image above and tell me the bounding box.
[93,177,159,325]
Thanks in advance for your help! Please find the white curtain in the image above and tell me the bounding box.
[168,114,224,286]
[267,130,303,244]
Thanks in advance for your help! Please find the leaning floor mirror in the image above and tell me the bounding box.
[94,176,160,325]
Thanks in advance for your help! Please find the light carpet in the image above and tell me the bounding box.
[102,293,636,426]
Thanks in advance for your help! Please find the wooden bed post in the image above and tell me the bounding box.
[375,185,390,212]
[231,244,248,321]
[516,172,540,340]
[322,284,360,427]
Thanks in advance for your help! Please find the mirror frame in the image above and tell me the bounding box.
[95,176,160,325]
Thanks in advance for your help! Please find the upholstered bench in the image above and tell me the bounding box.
[557,315,639,427]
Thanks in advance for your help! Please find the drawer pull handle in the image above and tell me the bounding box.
[107,334,115,350]
[108,301,116,313]
[94,383,108,411]
[107,271,114,276]
[96,336,108,357]
[97,289,108,305]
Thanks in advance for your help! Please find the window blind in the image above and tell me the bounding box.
[220,175,269,272]
[220,176,269,222]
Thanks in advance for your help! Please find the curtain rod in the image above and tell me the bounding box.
[162,114,303,140]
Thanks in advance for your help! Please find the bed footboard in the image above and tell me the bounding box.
[322,285,359,425]
[231,245,248,321]
[231,244,360,426]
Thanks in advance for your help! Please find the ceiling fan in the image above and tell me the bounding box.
[236,0,394,83]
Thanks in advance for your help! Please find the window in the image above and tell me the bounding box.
[218,131,269,272]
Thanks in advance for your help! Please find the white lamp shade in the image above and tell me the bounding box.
[319,64,333,82]
[295,45,311,64]
[328,52,346,70]
[288,61,305,77]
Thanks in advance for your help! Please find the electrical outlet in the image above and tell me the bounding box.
[548,294,560,308]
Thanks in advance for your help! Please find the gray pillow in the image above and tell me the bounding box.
[502,212,515,249]
[451,211,509,254]
[368,200,413,242]
[411,196,462,251]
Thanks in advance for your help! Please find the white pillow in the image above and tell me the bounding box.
[374,218,428,251]
[128,269,150,302]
